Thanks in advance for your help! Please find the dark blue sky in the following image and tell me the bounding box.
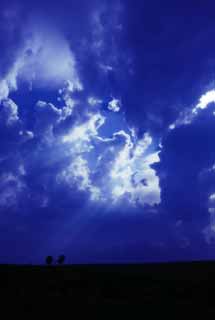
[1,0,215,264]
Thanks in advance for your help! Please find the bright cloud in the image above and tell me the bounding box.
[0,21,83,100]
[0,98,19,126]
[0,60,21,101]
[60,106,160,207]
[195,90,215,111]
[169,89,215,130]
[62,112,105,152]
[19,26,82,90]
[108,98,121,112]
[109,132,160,205]
[0,80,10,101]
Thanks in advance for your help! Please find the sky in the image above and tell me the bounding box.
[1,0,215,264]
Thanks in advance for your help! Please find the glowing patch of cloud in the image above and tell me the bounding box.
[62,112,105,152]
[59,108,160,207]
[195,90,215,111]
[0,98,19,126]
[60,156,91,190]
[169,89,215,130]
[0,23,83,99]
[110,132,160,206]
[0,80,10,101]
[0,59,22,101]
[19,27,83,90]
[108,98,121,112]
[57,155,101,202]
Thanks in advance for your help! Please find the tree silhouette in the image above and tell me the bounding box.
[57,255,65,265]
[46,255,53,265]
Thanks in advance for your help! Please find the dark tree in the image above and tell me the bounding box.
[57,255,66,265]
[46,255,53,265]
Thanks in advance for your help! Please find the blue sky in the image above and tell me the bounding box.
[1,0,215,263]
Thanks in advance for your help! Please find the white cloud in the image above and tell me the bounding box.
[18,27,83,90]
[168,89,215,131]
[169,124,176,130]
[209,193,215,203]
[60,155,90,190]
[57,80,82,121]
[36,100,61,116]
[62,112,105,152]
[57,155,101,202]
[0,23,83,99]
[88,97,103,107]
[109,132,160,206]
[0,60,22,101]
[59,80,81,107]
[0,98,19,126]
[58,103,161,207]
[133,133,152,157]
[0,80,10,101]
[108,98,121,112]
[0,50,27,102]
[195,90,215,111]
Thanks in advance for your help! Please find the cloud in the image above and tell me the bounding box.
[156,96,215,245]
[109,131,160,206]
[62,112,105,152]
[0,15,83,102]
[0,81,10,101]
[60,112,160,206]
[18,25,83,90]
[169,89,215,131]
[0,61,22,101]
[108,98,121,112]
[0,98,19,126]
[195,90,215,111]
[58,80,80,113]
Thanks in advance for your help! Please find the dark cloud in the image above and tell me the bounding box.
[117,0,215,133]
[0,2,28,77]
[155,103,215,239]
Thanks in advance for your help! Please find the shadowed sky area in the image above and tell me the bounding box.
[1,0,215,264]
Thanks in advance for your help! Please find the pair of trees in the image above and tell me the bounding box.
[46,255,65,265]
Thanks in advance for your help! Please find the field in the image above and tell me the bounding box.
[1,261,215,315]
